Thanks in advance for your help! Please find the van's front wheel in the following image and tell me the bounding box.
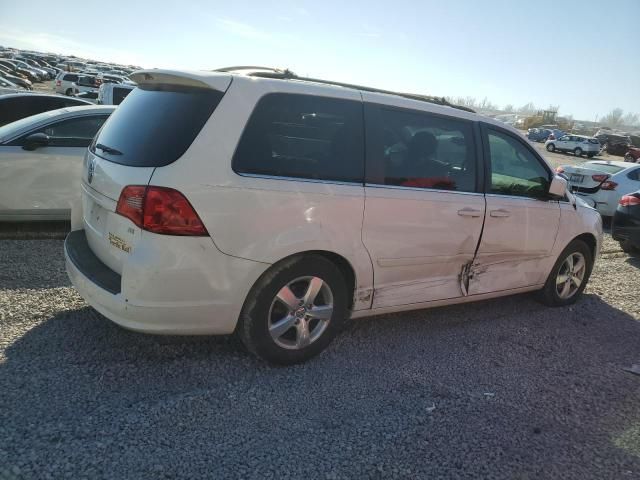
[237,255,349,365]
[537,240,593,306]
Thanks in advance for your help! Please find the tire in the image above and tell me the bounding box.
[624,154,635,163]
[65,88,73,96]
[619,240,639,255]
[574,148,583,157]
[587,153,595,158]
[537,239,593,307]
[237,254,349,365]
[546,143,555,152]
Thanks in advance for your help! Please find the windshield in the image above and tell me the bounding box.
[91,85,224,167]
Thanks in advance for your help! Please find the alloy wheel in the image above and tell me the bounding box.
[556,252,586,299]
[268,276,334,350]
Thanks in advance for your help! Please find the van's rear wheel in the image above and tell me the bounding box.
[237,255,349,365]
[537,239,593,306]
[65,88,73,96]
[574,147,583,157]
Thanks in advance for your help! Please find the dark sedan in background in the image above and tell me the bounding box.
[612,190,640,254]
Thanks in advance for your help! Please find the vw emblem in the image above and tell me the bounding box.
[88,157,96,184]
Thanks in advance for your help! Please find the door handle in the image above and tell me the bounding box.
[490,209,511,218]
[457,208,482,217]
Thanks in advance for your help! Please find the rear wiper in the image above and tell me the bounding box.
[95,143,122,155]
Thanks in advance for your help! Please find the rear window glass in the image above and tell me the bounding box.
[233,93,364,183]
[588,163,625,174]
[64,74,79,82]
[91,85,223,167]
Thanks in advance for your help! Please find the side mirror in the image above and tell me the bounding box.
[548,174,568,198]
[22,132,50,151]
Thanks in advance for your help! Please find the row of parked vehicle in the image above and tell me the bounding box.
[527,126,640,163]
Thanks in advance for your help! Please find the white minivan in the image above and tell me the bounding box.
[65,68,603,364]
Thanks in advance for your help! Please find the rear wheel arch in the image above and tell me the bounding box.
[243,250,357,312]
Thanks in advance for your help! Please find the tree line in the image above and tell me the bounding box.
[443,97,639,128]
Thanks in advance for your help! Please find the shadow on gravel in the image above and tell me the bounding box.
[2,294,640,479]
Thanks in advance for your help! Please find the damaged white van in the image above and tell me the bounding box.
[65,67,602,364]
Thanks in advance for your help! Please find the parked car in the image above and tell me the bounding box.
[0,69,33,90]
[64,68,602,365]
[623,146,640,163]
[0,93,93,127]
[97,82,135,105]
[0,105,114,221]
[0,76,26,94]
[557,160,640,216]
[595,131,632,156]
[4,58,47,81]
[612,190,640,254]
[527,128,553,142]
[0,59,39,83]
[546,129,565,141]
[71,75,99,96]
[55,71,81,96]
[545,135,601,157]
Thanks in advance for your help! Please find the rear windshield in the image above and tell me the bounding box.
[91,85,224,167]
[588,163,625,174]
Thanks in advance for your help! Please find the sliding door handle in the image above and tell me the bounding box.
[490,209,511,218]
[457,208,482,217]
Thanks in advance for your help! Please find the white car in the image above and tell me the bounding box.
[545,135,601,158]
[72,75,99,96]
[64,68,602,365]
[558,160,640,216]
[0,105,114,221]
[97,82,135,105]
[55,71,81,96]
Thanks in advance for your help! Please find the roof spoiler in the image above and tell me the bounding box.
[129,69,231,92]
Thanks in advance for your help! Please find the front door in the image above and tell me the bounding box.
[361,97,485,308]
[0,114,108,217]
[470,126,561,295]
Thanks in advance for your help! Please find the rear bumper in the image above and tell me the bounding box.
[612,211,640,244]
[65,229,270,335]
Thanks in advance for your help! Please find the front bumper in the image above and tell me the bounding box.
[65,229,269,335]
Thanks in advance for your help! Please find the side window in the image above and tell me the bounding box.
[487,129,551,198]
[113,87,132,105]
[369,107,476,192]
[64,74,78,82]
[627,169,640,181]
[31,116,108,146]
[233,93,364,183]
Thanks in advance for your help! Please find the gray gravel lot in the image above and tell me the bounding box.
[1,236,639,479]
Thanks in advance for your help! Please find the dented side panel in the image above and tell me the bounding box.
[469,195,561,295]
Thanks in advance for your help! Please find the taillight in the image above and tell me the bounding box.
[556,166,565,174]
[116,186,145,227]
[591,174,609,182]
[56,79,61,86]
[619,195,640,207]
[116,186,208,236]
[600,180,618,190]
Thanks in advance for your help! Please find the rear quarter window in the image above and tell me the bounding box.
[233,93,364,183]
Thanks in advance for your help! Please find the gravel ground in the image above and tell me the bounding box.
[1,237,639,479]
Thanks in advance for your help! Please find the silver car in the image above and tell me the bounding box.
[545,135,600,158]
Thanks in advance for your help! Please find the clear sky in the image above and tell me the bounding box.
[2,0,639,121]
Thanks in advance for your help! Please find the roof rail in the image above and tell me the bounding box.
[243,69,475,113]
